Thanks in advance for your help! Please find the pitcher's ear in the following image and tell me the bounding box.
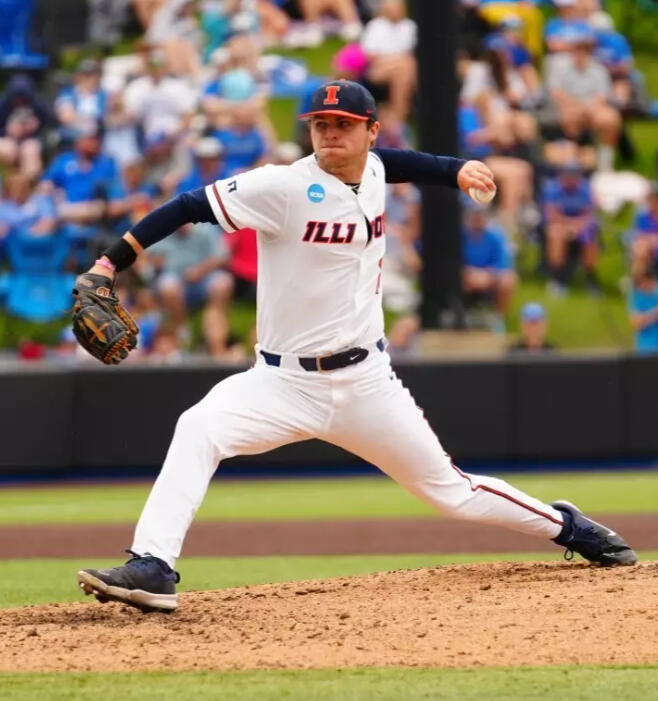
[368,119,380,147]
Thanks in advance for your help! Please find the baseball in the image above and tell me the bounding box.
[469,186,496,205]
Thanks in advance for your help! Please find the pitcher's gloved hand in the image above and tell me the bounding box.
[72,273,139,365]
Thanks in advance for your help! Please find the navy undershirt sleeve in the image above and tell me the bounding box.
[371,148,466,187]
[129,187,217,249]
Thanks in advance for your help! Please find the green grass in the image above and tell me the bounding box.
[3,551,658,609]
[0,471,656,526]
[268,98,298,143]
[610,0,658,54]
[507,281,631,348]
[2,666,658,701]
[267,37,341,77]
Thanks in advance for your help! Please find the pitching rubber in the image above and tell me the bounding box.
[76,570,178,613]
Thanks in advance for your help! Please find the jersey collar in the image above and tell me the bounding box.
[310,153,369,193]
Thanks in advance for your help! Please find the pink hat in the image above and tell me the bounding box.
[333,44,368,76]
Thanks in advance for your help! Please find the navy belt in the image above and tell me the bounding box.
[260,338,386,372]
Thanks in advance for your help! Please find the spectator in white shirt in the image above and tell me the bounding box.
[360,0,417,121]
[460,38,538,152]
[546,28,620,170]
[132,0,167,30]
[123,50,197,140]
[283,0,362,48]
[145,0,204,78]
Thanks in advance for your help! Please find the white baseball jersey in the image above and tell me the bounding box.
[205,152,387,355]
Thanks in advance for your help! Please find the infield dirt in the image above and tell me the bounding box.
[1,561,657,672]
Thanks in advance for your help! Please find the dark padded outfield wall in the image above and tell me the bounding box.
[625,354,658,454]
[1,355,658,473]
[0,369,73,468]
[71,366,226,467]
[513,357,625,458]
[399,362,512,458]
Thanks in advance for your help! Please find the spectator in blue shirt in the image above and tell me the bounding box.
[201,36,267,130]
[629,261,658,353]
[212,104,267,176]
[55,59,108,130]
[588,13,647,116]
[0,171,71,322]
[476,0,545,57]
[177,137,228,193]
[542,161,599,292]
[462,200,517,317]
[204,66,259,103]
[490,17,532,68]
[0,171,57,241]
[488,15,541,100]
[106,159,159,236]
[41,121,119,269]
[509,302,557,353]
[43,122,118,204]
[544,0,591,53]
[592,18,632,76]
[630,183,658,278]
[459,103,493,161]
[200,0,260,59]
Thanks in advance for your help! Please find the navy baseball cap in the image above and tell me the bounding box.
[299,80,378,122]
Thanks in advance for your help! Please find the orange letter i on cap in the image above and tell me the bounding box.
[323,85,340,105]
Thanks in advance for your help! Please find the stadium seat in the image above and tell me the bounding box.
[0,0,48,69]
[3,229,74,322]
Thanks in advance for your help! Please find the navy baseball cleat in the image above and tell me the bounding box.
[551,500,637,567]
[77,550,180,613]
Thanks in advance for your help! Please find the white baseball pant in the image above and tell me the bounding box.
[132,350,563,567]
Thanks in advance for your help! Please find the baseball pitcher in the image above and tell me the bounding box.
[73,81,636,613]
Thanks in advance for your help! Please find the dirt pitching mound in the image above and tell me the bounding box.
[1,561,657,672]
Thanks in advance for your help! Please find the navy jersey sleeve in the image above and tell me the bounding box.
[129,187,217,249]
[372,148,466,187]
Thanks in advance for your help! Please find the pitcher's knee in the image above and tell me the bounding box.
[174,402,239,458]
[174,404,215,442]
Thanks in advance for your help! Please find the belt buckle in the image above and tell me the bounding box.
[316,353,331,372]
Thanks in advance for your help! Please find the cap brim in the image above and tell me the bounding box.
[299,110,371,121]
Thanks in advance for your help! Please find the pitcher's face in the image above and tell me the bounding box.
[310,115,378,172]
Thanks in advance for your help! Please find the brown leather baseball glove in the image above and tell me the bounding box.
[72,273,139,365]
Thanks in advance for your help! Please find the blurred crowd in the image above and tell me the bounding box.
[455,0,658,355]
[0,0,657,362]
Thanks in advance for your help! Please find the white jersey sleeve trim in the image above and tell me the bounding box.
[204,182,238,232]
